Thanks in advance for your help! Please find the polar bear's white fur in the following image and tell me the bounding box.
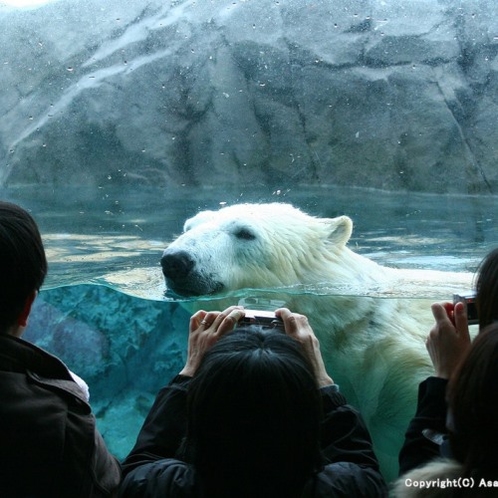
[161,202,473,480]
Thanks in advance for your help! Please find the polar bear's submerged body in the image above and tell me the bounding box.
[161,203,473,480]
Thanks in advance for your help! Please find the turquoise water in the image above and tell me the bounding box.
[7,184,495,296]
[6,185,497,478]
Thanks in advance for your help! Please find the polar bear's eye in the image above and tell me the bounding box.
[234,227,256,240]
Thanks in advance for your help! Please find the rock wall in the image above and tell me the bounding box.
[1,0,498,193]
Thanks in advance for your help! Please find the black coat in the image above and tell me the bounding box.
[0,334,121,498]
[119,375,387,497]
[398,376,449,476]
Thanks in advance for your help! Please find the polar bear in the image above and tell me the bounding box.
[161,202,473,481]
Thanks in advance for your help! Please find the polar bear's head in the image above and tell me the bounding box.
[161,203,354,297]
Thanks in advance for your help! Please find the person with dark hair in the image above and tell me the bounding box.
[0,201,121,497]
[393,322,498,497]
[474,247,498,329]
[394,248,498,494]
[447,324,498,480]
[119,306,387,497]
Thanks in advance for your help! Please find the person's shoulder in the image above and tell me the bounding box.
[319,384,349,409]
[0,335,89,405]
[422,376,449,390]
[121,459,202,496]
[0,334,71,375]
[311,462,388,497]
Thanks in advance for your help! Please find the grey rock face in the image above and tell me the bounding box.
[1,0,498,193]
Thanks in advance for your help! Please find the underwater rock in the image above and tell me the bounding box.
[24,283,190,459]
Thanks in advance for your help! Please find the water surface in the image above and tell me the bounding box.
[4,184,494,298]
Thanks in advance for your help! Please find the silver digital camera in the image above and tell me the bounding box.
[238,310,284,331]
[453,293,478,325]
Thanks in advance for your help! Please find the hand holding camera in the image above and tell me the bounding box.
[180,306,245,377]
[275,308,334,387]
[181,304,332,387]
[426,301,472,379]
[453,293,478,325]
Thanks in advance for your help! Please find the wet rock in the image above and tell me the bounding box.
[1,0,498,193]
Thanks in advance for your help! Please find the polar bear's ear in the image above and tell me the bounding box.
[324,215,353,247]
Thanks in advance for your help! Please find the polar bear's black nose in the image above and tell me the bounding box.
[161,250,195,280]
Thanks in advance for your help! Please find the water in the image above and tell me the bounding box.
[5,184,497,478]
[5,184,495,296]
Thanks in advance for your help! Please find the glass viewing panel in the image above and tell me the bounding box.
[1,0,497,481]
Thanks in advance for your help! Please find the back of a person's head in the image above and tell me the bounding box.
[476,248,498,329]
[448,322,498,478]
[0,201,47,333]
[185,327,322,498]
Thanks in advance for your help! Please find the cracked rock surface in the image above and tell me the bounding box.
[1,0,498,193]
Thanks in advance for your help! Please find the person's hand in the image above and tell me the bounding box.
[179,306,245,377]
[276,308,333,387]
[426,301,471,379]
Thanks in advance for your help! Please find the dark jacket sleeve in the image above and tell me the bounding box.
[319,385,381,467]
[313,385,388,497]
[119,375,194,497]
[91,429,122,497]
[398,376,448,476]
[120,375,192,477]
